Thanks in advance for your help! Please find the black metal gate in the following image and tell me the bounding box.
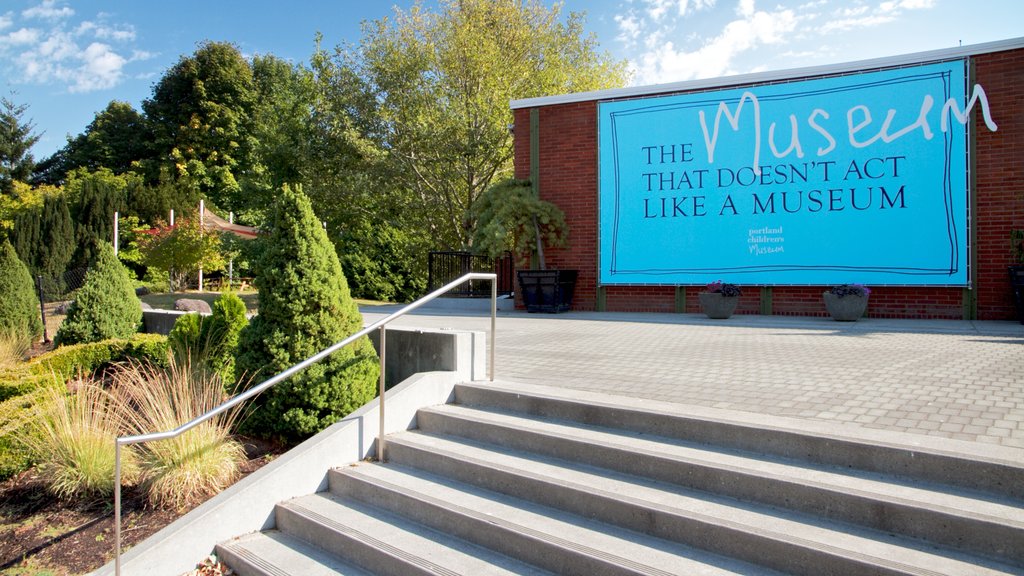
[428,251,514,297]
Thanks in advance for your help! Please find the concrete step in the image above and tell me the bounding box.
[413,402,1024,566]
[452,382,1024,500]
[273,492,553,575]
[216,381,1024,576]
[329,461,780,575]
[216,531,374,576]
[383,429,1021,576]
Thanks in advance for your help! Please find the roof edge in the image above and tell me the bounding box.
[510,36,1024,110]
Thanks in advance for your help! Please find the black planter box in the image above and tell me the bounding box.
[517,269,577,313]
[1010,265,1024,324]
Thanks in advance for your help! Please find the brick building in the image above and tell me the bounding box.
[511,38,1024,320]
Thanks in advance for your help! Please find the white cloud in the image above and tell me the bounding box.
[647,0,674,20]
[0,4,146,93]
[72,42,126,92]
[129,49,156,62]
[819,14,894,32]
[631,0,797,84]
[0,27,41,47]
[75,20,136,42]
[615,12,642,45]
[820,0,934,33]
[96,26,135,42]
[22,0,73,22]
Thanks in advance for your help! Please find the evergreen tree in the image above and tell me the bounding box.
[38,194,75,293]
[0,240,42,341]
[54,242,141,346]
[10,194,76,295]
[235,185,378,441]
[69,171,127,269]
[0,97,40,196]
[10,203,40,269]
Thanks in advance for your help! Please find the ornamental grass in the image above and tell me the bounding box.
[0,330,30,370]
[24,377,139,502]
[115,360,245,511]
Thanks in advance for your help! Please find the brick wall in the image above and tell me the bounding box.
[974,48,1024,320]
[515,47,1024,320]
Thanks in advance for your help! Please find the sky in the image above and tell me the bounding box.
[1,0,1021,160]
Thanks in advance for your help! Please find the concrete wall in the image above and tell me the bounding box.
[513,44,1024,320]
[369,326,486,388]
[142,309,198,335]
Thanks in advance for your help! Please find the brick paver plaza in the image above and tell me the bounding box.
[362,307,1024,450]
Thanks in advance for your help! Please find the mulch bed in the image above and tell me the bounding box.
[0,436,286,575]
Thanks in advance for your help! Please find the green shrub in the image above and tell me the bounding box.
[0,333,167,480]
[236,185,378,442]
[0,240,43,342]
[168,312,204,367]
[204,292,248,385]
[54,242,142,346]
[167,292,248,386]
[0,435,31,480]
[23,332,168,381]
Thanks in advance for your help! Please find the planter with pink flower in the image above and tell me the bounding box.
[699,281,742,319]
[823,284,871,321]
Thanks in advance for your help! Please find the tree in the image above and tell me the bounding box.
[0,96,41,196]
[240,54,315,224]
[65,169,129,269]
[54,242,141,346]
[235,184,378,442]
[338,0,629,249]
[10,192,75,294]
[0,240,43,342]
[33,101,150,186]
[138,217,225,292]
[142,41,257,214]
[305,38,429,301]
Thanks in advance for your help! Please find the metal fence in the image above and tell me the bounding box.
[34,267,89,343]
[427,251,514,298]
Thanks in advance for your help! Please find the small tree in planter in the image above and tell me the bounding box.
[470,178,574,312]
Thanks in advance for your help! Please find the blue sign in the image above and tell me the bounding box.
[598,60,983,286]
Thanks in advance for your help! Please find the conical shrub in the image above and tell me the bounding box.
[236,185,378,442]
[0,240,42,342]
[55,242,141,346]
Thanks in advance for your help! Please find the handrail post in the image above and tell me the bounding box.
[114,441,122,576]
[490,276,496,381]
[378,324,387,462]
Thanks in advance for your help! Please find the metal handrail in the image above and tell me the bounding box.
[113,272,498,575]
